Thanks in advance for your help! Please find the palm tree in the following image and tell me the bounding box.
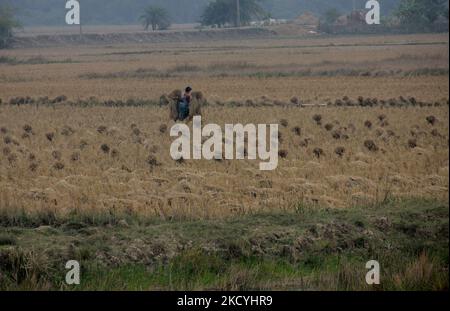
[140,6,171,31]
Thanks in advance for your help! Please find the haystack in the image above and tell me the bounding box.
[188,91,204,121]
[168,90,182,121]
[166,89,204,122]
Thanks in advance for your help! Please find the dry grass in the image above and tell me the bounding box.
[0,104,448,221]
[0,33,448,102]
[0,31,448,291]
[0,32,448,222]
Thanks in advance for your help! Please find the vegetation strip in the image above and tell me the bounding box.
[0,199,447,290]
[1,95,448,108]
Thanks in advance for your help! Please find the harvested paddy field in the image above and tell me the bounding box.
[0,32,448,291]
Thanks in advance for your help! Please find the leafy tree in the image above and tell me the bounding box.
[395,0,447,26]
[237,0,266,25]
[0,5,20,49]
[323,8,341,24]
[201,0,266,27]
[201,0,232,28]
[140,6,171,31]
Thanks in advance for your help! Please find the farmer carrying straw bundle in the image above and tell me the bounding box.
[169,86,203,122]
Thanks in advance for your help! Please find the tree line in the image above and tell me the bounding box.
[87,0,450,31]
[140,0,267,30]
[320,0,448,33]
[1,0,448,48]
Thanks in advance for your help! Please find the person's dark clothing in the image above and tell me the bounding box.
[178,95,191,121]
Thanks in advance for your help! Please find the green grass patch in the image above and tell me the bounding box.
[0,198,448,290]
[0,56,77,65]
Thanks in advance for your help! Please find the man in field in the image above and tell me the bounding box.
[168,87,203,122]
[178,86,193,121]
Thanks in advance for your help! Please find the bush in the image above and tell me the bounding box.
[201,0,265,28]
[140,6,171,31]
[396,0,448,30]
